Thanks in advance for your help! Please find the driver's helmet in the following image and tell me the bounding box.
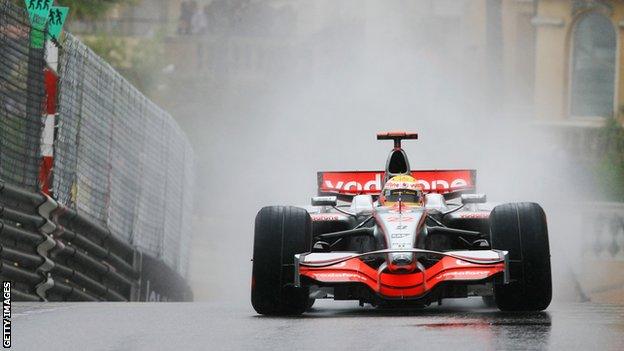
[379,175,424,207]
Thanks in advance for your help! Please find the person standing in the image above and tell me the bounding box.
[191,3,208,35]
[178,1,194,35]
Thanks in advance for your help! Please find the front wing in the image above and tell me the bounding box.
[295,249,508,299]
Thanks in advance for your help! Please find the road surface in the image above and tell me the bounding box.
[11,299,624,350]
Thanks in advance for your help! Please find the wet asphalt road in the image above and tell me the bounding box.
[10,299,624,351]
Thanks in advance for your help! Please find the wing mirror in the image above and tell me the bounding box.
[461,194,487,204]
[311,196,337,207]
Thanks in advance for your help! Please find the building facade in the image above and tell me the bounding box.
[78,0,624,127]
[499,0,624,123]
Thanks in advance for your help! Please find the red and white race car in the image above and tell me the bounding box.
[251,132,551,315]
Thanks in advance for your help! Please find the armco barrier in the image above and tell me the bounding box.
[578,202,624,302]
[0,180,192,301]
[138,253,193,302]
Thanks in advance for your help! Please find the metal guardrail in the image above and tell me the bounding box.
[578,202,624,260]
[0,180,192,301]
[545,202,624,302]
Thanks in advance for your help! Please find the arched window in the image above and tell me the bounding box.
[570,12,616,118]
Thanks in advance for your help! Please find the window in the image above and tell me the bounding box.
[570,12,616,118]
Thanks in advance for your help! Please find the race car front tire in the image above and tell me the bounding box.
[251,206,312,315]
[489,202,552,311]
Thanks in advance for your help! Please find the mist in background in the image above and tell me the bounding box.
[155,0,592,304]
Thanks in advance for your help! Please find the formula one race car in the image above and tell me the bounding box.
[251,132,551,315]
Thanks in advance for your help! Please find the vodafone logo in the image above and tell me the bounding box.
[314,272,368,281]
[319,170,474,194]
[311,214,343,221]
[323,175,468,192]
[324,174,383,193]
[458,212,490,219]
[456,259,472,266]
[436,270,490,280]
[418,179,468,191]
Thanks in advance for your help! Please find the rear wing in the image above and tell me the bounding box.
[317,169,476,200]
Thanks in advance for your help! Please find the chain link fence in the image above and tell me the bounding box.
[55,34,194,277]
[0,1,46,192]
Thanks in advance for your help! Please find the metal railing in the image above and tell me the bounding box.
[579,202,624,260]
[0,180,137,301]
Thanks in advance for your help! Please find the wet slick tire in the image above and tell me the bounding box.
[490,202,552,311]
[251,206,312,315]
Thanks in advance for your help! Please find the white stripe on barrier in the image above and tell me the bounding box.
[40,114,55,157]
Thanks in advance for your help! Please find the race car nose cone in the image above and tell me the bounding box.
[387,253,417,273]
[392,254,412,265]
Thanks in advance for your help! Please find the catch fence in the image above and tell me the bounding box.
[0,1,46,191]
[0,0,193,301]
[55,34,194,276]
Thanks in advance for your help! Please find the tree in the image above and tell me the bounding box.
[55,0,138,20]
[13,0,138,21]
[82,33,164,95]
[13,0,158,95]
[595,117,624,201]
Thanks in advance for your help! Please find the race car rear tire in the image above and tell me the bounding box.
[489,202,552,311]
[251,206,312,315]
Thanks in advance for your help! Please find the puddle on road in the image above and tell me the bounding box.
[413,321,552,328]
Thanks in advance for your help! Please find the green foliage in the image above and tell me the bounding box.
[12,0,138,20]
[81,34,164,95]
[56,0,138,20]
[12,0,161,95]
[55,0,160,95]
[595,118,624,201]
